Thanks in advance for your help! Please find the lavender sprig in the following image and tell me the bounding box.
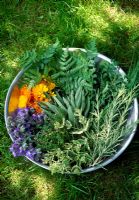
[8,108,45,161]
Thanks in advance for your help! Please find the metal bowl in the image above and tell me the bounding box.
[4,49,138,173]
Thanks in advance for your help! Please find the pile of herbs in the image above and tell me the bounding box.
[8,40,139,174]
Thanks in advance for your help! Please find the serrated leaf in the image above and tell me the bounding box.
[69,64,84,75]
[51,71,65,79]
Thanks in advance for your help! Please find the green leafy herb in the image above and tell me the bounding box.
[17,40,139,174]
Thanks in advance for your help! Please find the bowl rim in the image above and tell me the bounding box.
[4,48,138,173]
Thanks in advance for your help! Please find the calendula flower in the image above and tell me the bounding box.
[8,85,20,113]
[18,95,28,108]
[28,101,42,113]
[41,79,56,92]
[32,83,49,102]
[48,82,56,91]
[13,78,56,113]
[18,86,31,109]
[28,80,56,113]
[20,85,31,97]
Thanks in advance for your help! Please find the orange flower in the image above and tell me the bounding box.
[20,85,31,98]
[41,79,56,91]
[28,101,42,113]
[32,83,49,101]
[18,86,31,109]
[8,85,20,113]
[16,79,56,113]
[48,82,56,91]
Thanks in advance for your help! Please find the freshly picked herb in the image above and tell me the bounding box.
[7,40,139,174]
[8,108,45,161]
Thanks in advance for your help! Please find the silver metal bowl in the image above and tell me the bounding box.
[4,49,138,173]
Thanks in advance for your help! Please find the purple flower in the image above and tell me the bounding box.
[32,113,44,125]
[37,114,44,124]
[26,147,37,160]
[10,142,26,157]
[8,107,45,160]
[32,113,37,121]
[16,108,29,120]
[10,142,42,162]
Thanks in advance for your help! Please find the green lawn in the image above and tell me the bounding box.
[0,0,139,199]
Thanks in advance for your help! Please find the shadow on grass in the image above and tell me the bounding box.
[95,13,139,68]
[0,156,57,200]
[0,176,36,200]
[0,143,139,200]
[115,0,139,13]
[0,0,139,67]
[54,143,139,200]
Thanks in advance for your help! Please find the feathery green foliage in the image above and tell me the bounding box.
[19,39,60,69]
[30,41,138,174]
[19,39,61,87]
[51,47,97,95]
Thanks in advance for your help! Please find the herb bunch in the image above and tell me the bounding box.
[8,40,139,174]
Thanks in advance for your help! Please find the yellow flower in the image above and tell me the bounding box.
[16,79,56,113]
[48,91,56,96]
[41,79,56,91]
[18,86,31,109]
[32,83,49,101]
[48,82,56,91]
[18,95,28,108]
[8,86,20,113]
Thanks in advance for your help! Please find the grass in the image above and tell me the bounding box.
[0,0,139,199]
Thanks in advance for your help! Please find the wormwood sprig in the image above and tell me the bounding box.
[86,87,137,166]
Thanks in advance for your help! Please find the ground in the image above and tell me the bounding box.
[0,1,139,200]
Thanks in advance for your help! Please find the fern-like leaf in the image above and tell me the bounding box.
[85,40,97,60]
[19,49,37,68]
[19,39,60,71]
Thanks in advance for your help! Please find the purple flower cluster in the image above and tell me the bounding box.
[8,108,45,161]
[10,142,41,160]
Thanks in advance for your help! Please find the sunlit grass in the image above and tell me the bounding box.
[31,175,55,200]
[9,169,55,200]
[10,169,25,187]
